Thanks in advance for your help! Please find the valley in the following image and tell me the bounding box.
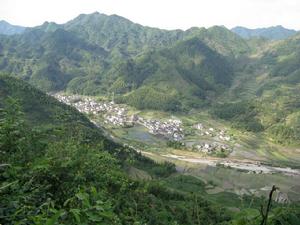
[52,92,300,203]
[1,8,300,224]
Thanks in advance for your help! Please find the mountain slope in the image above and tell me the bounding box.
[64,12,185,56]
[0,20,26,35]
[215,33,300,144]
[0,74,232,224]
[232,26,297,40]
[64,13,250,58]
[0,74,110,144]
[0,28,108,91]
[110,37,233,110]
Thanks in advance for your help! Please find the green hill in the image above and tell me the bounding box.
[0,28,108,92]
[111,37,233,110]
[214,33,300,145]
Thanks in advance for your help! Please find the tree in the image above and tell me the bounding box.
[0,97,26,156]
[260,185,278,225]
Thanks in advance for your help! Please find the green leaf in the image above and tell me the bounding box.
[70,208,81,224]
[45,210,64,225]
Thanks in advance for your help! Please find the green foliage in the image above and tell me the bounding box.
[131,152,177,178]
[268,124,299,145]
[212,101,264,132]
[118,86,182,111]
[228,206,300,225]
[167,141,186,149]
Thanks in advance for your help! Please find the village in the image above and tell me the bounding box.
[193,123,231,142]
[191,123,232,154]
[192,142,231,155]
[52,93,185,140]
[139,118,184,141]
[52,93,232,154]
[53,93,131,126]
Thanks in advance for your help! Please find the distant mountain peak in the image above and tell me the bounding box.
[0,20,26,35]
[231,25,297,40]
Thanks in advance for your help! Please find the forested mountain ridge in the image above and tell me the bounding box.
[0,12,299,144]
[231,25,297,40]
[0,12,249,110]
[63,12,250,57]
[113,37,233,110]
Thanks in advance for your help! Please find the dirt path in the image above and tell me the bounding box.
[140,151,300,176]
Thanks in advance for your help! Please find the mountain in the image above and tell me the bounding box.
[0,20,26,35]
[215,33,300,144]
[63,12,184,56]
[232,25,297,40]
[0,12,249,110]
[64,12,250,58]
[0,27,109,91]
[113,37,233,110]
[0,12,298,140]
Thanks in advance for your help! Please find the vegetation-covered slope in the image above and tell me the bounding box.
[213,33,300,145]
[0,75,234,224]
[0,28,108,91]
[111,37,233,110]
[64,13,250,58]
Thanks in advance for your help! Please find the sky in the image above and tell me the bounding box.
[1,0,300,30]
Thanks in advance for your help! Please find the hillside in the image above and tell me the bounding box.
[0,28,109,91]
[111,37,233,110]
[0,20,26,35]
[64,13,249,57]
[215,33,300,144]
[0,75,234,224]
[232,25,297,40]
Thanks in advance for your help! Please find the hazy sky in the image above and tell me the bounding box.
[1,0,300,30]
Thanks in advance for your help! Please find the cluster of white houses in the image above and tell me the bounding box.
[193,142,231,154]
[139,118,184,141]
[53,94,131,126]
[53,94,184,141]
[53,94,117,114]
[53,94,232,144]
[193,123,231,142]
